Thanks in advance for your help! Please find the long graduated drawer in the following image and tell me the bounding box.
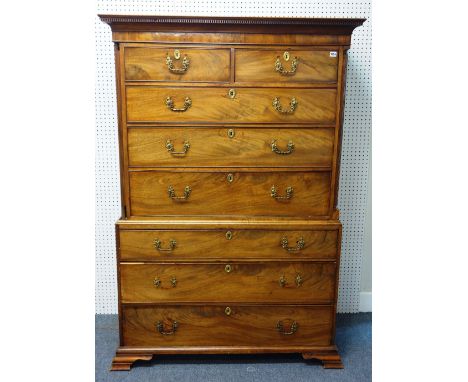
[126,87,336,124]
[128,127,335,168]
[128,170,331,218]
[121,305,334,347]
[120,262,336,303]
[119,228,339,261]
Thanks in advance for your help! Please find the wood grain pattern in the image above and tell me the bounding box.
[120,262,336,303]
[235,49,338,83]
[119,228,339,261]
[302,348,343,368]
[99,14,365,370]
[126,86,336,124]
[117,216,342,230]
[111,352,153,371]
[122,305,334,347]
[128,170,331,217]
[125,47,230,82]
[116,33,351,45]
[128,127,334,167]
[330,48,348,216]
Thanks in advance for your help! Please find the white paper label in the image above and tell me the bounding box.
[330,51,337,58]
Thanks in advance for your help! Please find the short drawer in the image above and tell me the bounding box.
[128,127,334,167]
[126,87,336,124]
[235,49,338,83]
[128,170,331,218]
[119,228,339,261]
[120,262,336,303]
[124,47,231,82]
[122,305,334,347]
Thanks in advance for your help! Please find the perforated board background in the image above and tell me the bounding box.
[95,0,372,314]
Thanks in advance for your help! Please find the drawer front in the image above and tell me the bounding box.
[128,171,331,217]
[125,47,231,82]
[120,262,336,303]
[128,127,334,167]
[126,87,336,124]
[122,305,333,347]
[120,229,339,261]
[235,49,338,83]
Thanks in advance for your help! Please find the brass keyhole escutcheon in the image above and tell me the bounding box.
[283,51,290,61]
[225,307,232,316]
[174,49,181,60]
[225,264,232,273]
[225,231,233,240]
[228,88,236,99]
[227,173,234,183]
[227,129,235,138]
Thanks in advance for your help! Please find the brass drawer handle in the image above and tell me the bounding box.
[153,276,177,288]
[168,185,191,201]
[166,139,190,156]
[271,186,293,200]
[279,275,287,287]
[276,320,298,335]
[295,274,303,287]
[157,320,178,335]
[275,56,299,76]
[279,274,303,287]
[272,97,298,114]
[271,140,294,155]
[166,50,190,73]
[154,239,176,252]
[281,237,305,252]
[166,96,192,112]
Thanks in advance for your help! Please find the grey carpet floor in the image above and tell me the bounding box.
[96,313,371,382]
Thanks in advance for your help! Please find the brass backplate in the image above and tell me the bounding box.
[174,49,181,59]
[283,51,290,61]
[227,129,235,138]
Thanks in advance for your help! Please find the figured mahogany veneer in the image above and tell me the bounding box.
[128,170,331,218]
[126,87,336,124]
[120,262,336,303]
[128,127,335,168]
[125,47,231,82]
[235,49,338,83]
[100,14,364,371]
[119,227,339,261]
[122,305,334,347]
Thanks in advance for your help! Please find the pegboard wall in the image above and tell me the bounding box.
[95,0,372,314]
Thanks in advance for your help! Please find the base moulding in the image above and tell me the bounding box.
[111,345,343,370]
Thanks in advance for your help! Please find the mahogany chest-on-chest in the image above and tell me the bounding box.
[99,14,364,370]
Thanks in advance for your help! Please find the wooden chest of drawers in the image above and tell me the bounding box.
[100,14,364,371]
